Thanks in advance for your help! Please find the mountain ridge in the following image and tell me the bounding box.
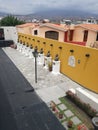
[26,9,98,20]
[0,9,98,21]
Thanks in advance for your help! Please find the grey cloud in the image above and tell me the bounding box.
[0,0,98,14]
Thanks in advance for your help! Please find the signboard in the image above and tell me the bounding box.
[68,56,75,67]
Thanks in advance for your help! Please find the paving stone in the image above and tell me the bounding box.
[3,47,98,104]
[71,116,81,125]
[58,104,67,110]
[64,110,74,117]
[53,98,61,104]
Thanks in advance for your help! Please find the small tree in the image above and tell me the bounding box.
[0,15,25,26]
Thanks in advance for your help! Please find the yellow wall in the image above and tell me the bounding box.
[18,33,98,93]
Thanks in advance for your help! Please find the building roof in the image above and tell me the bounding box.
[75,24,98,32]
[39,23,69,32]
[16,23,38,28]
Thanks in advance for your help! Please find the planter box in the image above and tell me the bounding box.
[92,117,98,130]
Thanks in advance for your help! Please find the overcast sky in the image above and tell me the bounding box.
[0,0,98,15]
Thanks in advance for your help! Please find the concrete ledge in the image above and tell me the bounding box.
[76,88,98,111]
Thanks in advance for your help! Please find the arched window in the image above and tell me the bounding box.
[45,31,59,40]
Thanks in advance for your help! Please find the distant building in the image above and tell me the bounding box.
[60,19,72,25]
[32,19,39,23]
[0,17,3,20]
[42,19,50,23]
[84,17,97,24]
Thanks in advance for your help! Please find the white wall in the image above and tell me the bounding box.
[1,27,18,44]
[76,88,98,111]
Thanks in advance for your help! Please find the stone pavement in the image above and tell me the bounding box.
[3,47,98,104]
[49,98,82,129]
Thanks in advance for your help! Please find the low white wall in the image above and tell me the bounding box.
[1,26,18,44]
[76,88,98,111]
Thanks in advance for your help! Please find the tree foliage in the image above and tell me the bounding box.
[0,15,25,26]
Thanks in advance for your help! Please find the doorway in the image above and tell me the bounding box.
[83,30,88,42]
[0,28,4,40]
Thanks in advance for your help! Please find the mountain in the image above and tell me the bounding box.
[28,9,98,20]
[1,9,97,22]
[0,12,8,16]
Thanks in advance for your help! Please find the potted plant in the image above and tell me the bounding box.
[48,61,52,71]
[50,102,56,111]
[54,54,59,61]
[40,48,43,54]
[47,51,51,57]
[67,120,73,128]
[58,111,63,119]
[30,45,33,49]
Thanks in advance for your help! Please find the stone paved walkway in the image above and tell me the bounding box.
[3,47,98,104]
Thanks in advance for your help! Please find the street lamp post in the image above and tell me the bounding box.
[32,48,38,83]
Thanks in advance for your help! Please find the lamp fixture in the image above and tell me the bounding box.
[85,54,90,57]
[59,46,62,49]
[50,44,53,46]
[43,42,46,44]
[37,40,40,42]
[70,49,74,53]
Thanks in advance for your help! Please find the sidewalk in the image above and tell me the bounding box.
[3,47,98,103]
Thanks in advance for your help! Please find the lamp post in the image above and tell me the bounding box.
[32,48,38,83]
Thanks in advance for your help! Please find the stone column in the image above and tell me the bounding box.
[38,53,44,65]
[52,60,60,74]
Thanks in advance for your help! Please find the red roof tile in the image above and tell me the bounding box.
[75,24,98,31]
[16,23,38,28]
